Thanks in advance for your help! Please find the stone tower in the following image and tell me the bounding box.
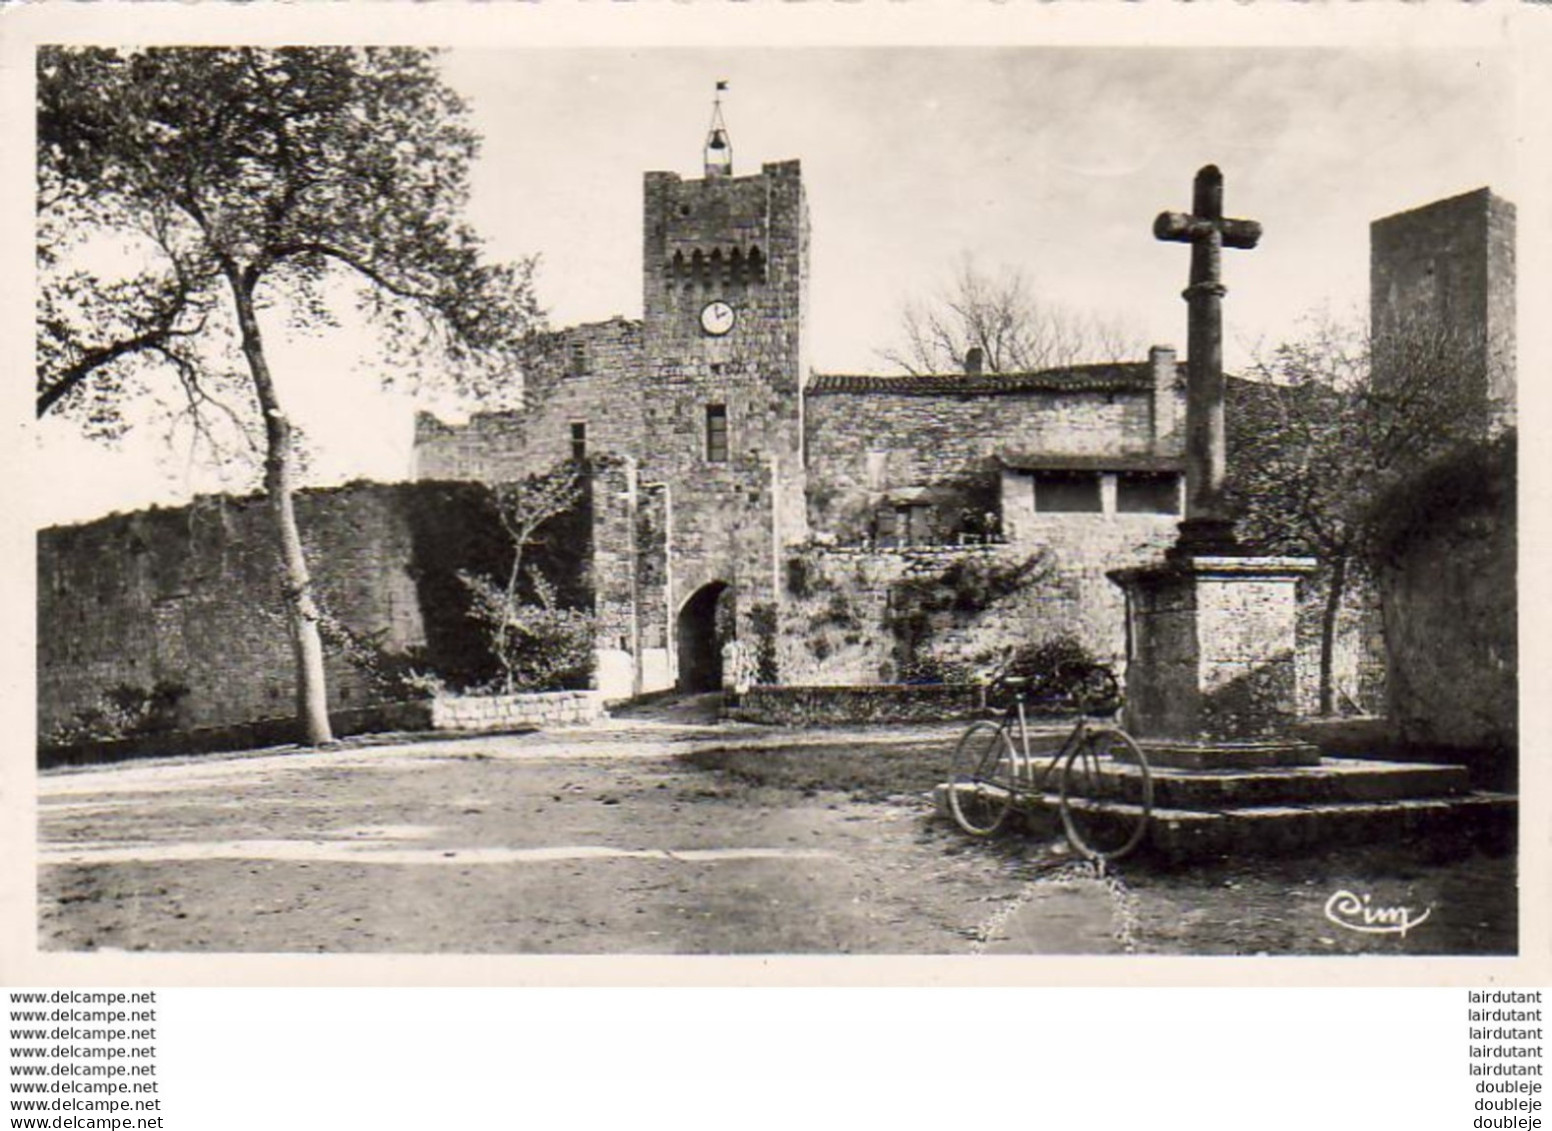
[1370,187,1516,434]
[639,124,811,690]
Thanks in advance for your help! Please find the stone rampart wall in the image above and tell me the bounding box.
[37,481,583,742]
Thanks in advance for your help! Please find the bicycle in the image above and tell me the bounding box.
[946,660,1154,863]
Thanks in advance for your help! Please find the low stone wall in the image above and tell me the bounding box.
[39,691,608,769]
[39,701,436,770]
[729,683,986,726]
[429,690,606,731]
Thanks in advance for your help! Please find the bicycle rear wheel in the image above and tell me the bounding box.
[947,720,1016,837]
[1059,727,1153,862]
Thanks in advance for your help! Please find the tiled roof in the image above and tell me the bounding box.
[998,452,1185,473]
[808,362,1175,397]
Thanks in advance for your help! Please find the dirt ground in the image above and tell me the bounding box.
[36,719,1517,956]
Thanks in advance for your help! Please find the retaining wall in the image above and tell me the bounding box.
[729,683,985,726]
[429,691,606,730]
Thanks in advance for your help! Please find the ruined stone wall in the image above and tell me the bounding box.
[38,482,529,740]
[414,317,644,482]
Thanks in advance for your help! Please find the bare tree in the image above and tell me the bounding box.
[878,257,1144,375]
[458,463,592,693]
[37,47,543,744]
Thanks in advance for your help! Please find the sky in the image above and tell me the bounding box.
[33,44,1518,526]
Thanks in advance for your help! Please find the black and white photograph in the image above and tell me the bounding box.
[17,25,1535,966]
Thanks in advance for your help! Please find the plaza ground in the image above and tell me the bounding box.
[36,715,1515,956]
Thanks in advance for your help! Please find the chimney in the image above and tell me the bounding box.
[1149,345,1177,450]
[964,347,984,376]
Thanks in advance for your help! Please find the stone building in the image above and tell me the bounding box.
[413,119,1192,699]
[41,114,1506,741]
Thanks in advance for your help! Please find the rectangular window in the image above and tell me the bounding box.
[1116,472,1180,515]
[569,341,587,377]
[1033,471,1102,514]
[897,504,935,547]
[570,422,587,462]
[706,404,729,462]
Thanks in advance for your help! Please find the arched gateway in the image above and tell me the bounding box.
[676,581,732,693]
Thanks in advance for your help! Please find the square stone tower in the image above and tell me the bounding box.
[1370,187,1516,434]
[640,158,811,690]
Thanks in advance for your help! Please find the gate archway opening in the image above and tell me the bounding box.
[676,581,733,693]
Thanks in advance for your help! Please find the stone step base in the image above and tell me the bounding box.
[1145,758,1467,808]
[941,756,1470,809]
[1142,793,1516,862]
[933,779,1515,862]
[1134,740,1322,770]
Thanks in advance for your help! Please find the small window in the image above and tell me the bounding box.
[706,404,729,462]
[1116,472,1180,515]
[569,341,587,377]
[1033,471,1102,514]
[897,504,933,547]
[570,422,587,462]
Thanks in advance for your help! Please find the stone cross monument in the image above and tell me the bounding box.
[1110,165,1316,765]
[1153,165,1261,555]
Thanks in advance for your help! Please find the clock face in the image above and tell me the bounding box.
[700,300,736,337]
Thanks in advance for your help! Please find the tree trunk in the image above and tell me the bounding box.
[1318,553,1349,717]
[226,268,334,745]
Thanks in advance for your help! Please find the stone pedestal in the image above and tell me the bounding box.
[1109,555,1319,768]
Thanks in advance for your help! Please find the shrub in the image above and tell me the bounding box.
[43,679,189,747]
[747,602,780,685]
[460,569,596,692]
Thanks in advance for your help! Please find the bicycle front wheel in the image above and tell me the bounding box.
[947,720,1016,837]
[1059,727,1153,862]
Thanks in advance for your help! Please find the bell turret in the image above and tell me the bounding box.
[704,81,732,179]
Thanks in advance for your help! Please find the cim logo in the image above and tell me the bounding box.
[1324,889,1432,937]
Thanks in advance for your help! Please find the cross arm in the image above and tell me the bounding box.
[1154,211,1263,249]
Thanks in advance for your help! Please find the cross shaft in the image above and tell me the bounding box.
[1153,165,1261,555]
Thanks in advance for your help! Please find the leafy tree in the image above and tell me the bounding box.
[457,463,593,694]
[1225,312,1497,715]
[878,257,1142,376]
[37,47,542,743]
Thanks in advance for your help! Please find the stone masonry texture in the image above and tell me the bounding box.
[37,482,585,740]
[1370,187,1516,433]
[48,149,1493,746]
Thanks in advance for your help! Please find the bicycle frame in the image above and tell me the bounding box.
[948,662,1153,859]
[995,692,1091,799]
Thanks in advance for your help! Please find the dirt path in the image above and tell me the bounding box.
[37,727,1124,955]
[37,721,1514,956]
